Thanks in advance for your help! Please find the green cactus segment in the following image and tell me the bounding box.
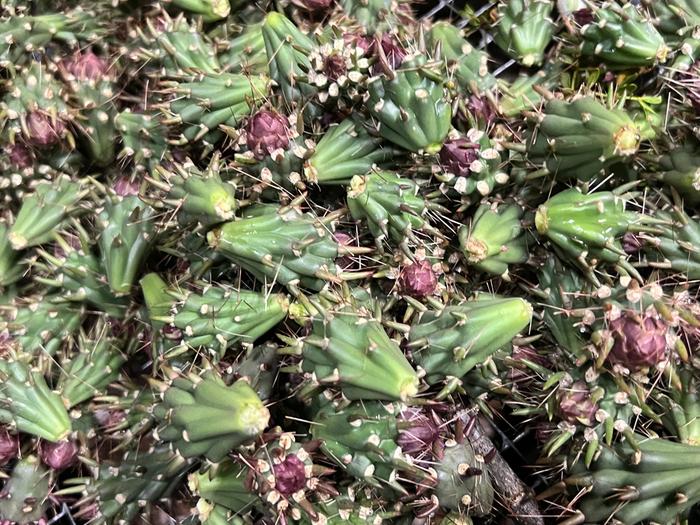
[153,373,270,461]
[162,73,268,146]
[1,61,73,146]
[659,370,700,446]
[347,171,437,249]
[0,222,23,287]
[640,208,700,279]
[60,61,118,166]
[196,501,250,525]
[143,277,289,357]
[458,203,528,277]
[36,243,129,318]
[499,70,554,117]
[81,447,192,524]
[189,461,258,513]
[427,22,496,93]
[59,339,125,408]
[435,442,494,515]
[571,437,700,524]
[0,456,50,523]
[136,14,220,75]
[300,306,419,401]
[536,257,589,359]
[579,3,669,68]
[656,148,700,204]
[1,298,82,356]
[262,13,318,115]
[153,155,238,225]
[493,0,555,67]
[535,188,641,281]
[172,0,231,21]
[340,0,404,34]
[98,195,155,295]
[367,57,452,153]
[312,402,409,490]
[0,360,72,441]
[305,118,397,185]
[8,177,85,250]
[236,343,279,401]
[115,111,169,174]
[0,10,100,67]
[526,97,649,181]
[409,297,533,383]
[208,205,341,292]
[217,23,267,74]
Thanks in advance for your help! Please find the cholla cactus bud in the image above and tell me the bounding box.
[26,112,67,147]
[439,138,480,177]
[8,143,33,168]
[398,260,438,298]
[39,440,78,470]
[0,428,19,466]
[558,381,597,425]
[608,311,668,371]
[113,177,140,197]
[397,407,439,455]
[292,0,333,12]
[273,455,307,495]
[622,232,642,254]
[62,50,108,81]
[246,110,290,160]
[369,34,406,71]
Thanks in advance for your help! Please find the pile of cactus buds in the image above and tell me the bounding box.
[4,1,700,525]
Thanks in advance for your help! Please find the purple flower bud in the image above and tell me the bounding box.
[608,311,668,371]
[344,33,373,55]
[508,345,546,383]
[557,381,597,425]
[7,143,33,168]
[622,232,643,254]
[324,54,346,82]
[246,111,290,160]
[26,112,66,147]
[333,232,354,270]
[0,428,19,466]
[113,177,140,196]
[62,50,109,81]
[39,439,78,470]
[273,455,306,496]
[467,95,497,124]
[439,138,481,177]
[398,260,438,298]
[291,0,333,12]
[397,408,440,456]
[573,8,594,25]
[369,35,406,73]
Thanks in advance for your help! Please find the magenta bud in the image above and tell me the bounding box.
[608,311,668,371]
[439,138,481,177]
[398,408,440,455]
[573,8,594,25]
[26,112,66,147]
[7,143,33,168]
[398,260,438,298]
[273,455,306,496]
[291,0,333,12]
[246,111,290,160]
[557,381,597,426]
[63,50,109,81]
[39,439,78,470]
[369,34,407,72]
[0,428,19,466]
[324,54,347,81]
[622,232,643,254]
[113,177,140,196]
